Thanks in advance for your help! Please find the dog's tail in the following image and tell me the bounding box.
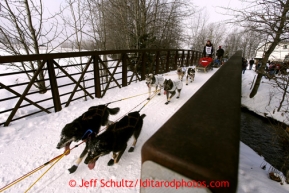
[141,114,146,119]
[108,107,120,115]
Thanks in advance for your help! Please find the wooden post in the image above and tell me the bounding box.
[47,59,62,112]
[186,51,190,66]
[165,51,170,73]
[174,51,178,70]
[191,51,195,66]
[181,50,185,66]
[93,55,101,98]
[122,53,128,87]
[155,51,160,74]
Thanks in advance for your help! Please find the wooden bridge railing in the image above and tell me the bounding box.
[0,49,202,126]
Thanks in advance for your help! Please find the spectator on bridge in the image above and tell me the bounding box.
[268,62,276,77]
[249,58,254,70]
[266,60,270,71]
[275,63,281,75]
[203,40,214,58]
[255,60,261,72]
[242,57,248,74]
[216,46,224,62]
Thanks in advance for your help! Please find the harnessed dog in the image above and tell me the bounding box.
[163,79,183,105]
[177,66,186,81]
[84,111,145,169]
[145,74,164,100]
[56,104,120,173]
[186,67,195,85]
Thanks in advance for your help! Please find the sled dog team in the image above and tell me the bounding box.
[56,66,195,173]
[145,66,195,104]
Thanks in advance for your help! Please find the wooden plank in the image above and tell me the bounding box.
[47,59,62,112]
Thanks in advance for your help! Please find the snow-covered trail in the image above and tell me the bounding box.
[0,70,215,193]
[1,68,289,193]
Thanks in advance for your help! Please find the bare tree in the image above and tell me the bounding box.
[146,0,195,49]
[186,10,208,51]
[74,0,196,80]
[187,9,226,54]
[84,0,107,51]
[83,0,195,50]
[206,23,225,51]
[223,0,289,98]
[223,30,242,58]
[223,29,261,58]
[0,0,66,93]
[61,0,92,100]
[243,30,262,59]
[268,75,289,112]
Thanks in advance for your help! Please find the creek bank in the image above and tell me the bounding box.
[240,106,289,177]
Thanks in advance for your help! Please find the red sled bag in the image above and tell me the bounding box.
[199,57,213,67]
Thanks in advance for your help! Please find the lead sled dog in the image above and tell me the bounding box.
[84,111,146,169]
[56,104,120,173]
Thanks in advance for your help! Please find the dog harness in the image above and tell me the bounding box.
[155,75,164,86]
[82,105,107,120]
[187,68,195,75]
[177,67,186,73]
[148,75,164,87]
[111,114,141,132]
[80,105,108,140]
[168,80,183,92]
[110,114,141,149]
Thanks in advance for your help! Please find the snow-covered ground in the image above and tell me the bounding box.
[241,69,289,125]
[0,62,288,193]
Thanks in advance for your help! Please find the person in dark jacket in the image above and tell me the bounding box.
[268,62,276,77]
[249,58,254,70]
[216,46,224,60]
[216,46,224,65]
[242,57,248,74]
[203,40,214,58]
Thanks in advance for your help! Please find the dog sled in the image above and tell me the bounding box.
[212,58,222,68]
[196,57,213,72]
